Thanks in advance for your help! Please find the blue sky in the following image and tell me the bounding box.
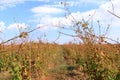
[0,0,120,44]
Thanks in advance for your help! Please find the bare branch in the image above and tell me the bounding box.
[59,31,77,37]
[0,25,46,45]
[107,10,120,19]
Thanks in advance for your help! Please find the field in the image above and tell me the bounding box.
[0,0,120,80]
[0,40,120,80]
[0,1,120,80]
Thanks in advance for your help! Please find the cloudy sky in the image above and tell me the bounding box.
[0,0,120,44]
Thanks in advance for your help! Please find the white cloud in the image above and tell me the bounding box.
[36,17,59,32]
[33,0,120,28]
[58,0,120,28]
[54,0,108,7]
[40,16,60,26]
[30,5,65,29]
[7,23,28,30]
[0,21,6,32]
[93,0,120,25]
[50,1,120,42]
[0,0,25,10]
[31,0,111,28]
[35,15,73,31]
[31,6,65,16]
[64,0,120,41]
[80,0,107,4]
[36,24,50,32]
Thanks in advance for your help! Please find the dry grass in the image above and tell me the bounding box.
[0,41,120,80]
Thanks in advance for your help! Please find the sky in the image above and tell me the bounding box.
[0,0,120,44]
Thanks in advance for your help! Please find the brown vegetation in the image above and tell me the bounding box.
[0,41,120,80]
